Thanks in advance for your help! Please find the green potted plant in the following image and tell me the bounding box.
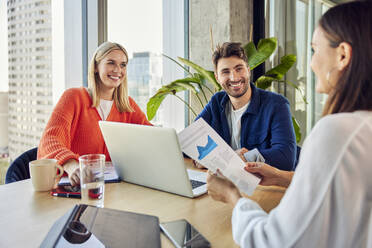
[147,37,306,142]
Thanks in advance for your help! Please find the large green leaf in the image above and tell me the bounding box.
[244,38,277,70]
[147,94,166,121]
[146,82,189,121]
[193,73,210,88]
[205,70,221,91]
[171,77,203,92]
[173,81,198,93]
[256,78,307,106]
[171,75,211,103]
[178,57,221,91]
[256,54,308,103]
[255,75,276,89]
[256,76,308,105]
[264,54,296,80]
[244,42,257,60]
[172,77,201,85]
[292,116,302,143]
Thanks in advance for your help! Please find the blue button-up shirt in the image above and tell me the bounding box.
[196,83,296,171]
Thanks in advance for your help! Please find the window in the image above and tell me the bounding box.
[266,0,333,143]
[106,0,187,130]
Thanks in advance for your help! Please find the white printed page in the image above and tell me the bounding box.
[59,162,119,186]
[178,118,260,195]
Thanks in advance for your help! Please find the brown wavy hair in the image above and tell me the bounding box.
[212,42,248,69]
[320,1,372,116]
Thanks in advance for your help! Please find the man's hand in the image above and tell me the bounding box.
[235,147,249,162]
[63,159,80,186]
[206,170,241,207]
[244,162,293,187]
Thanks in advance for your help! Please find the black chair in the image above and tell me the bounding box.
[5,147,38,184]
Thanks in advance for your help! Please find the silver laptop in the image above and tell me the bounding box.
[99,121,207,198]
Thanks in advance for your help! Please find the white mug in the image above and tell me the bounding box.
[29,159,64,191]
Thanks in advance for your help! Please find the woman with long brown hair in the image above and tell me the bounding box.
[206,1,372,247]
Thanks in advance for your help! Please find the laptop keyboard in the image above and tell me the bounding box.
[190,180,206,189]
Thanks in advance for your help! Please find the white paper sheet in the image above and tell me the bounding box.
[178,118,260,195]
[58,162,119,186]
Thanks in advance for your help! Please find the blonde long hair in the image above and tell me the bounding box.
[88,41,133,112]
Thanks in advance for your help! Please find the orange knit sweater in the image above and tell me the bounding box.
[37,87,152,164]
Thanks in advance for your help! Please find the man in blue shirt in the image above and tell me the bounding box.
[196,42,296,171]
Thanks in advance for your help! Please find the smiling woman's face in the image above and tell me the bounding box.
[96,49,128,94]
[310,26,340,94]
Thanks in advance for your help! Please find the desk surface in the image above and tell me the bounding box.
[0,179,286,248]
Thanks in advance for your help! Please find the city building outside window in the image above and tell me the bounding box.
[107,0,187,130]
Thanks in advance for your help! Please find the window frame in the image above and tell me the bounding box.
[100,0,189,131]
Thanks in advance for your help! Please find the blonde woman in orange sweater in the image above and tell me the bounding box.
[38,42,152,186]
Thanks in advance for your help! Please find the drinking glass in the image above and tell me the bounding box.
[79,154,105,208]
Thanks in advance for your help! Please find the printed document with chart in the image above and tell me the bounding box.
[178,118,260,195]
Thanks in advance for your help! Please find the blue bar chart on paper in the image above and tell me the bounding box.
[197,135,217,160]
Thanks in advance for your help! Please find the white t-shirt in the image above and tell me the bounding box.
[96,99,113,121]
[226,101,249,150]
[231,111,372,248]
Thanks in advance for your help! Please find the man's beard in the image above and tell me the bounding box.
[224,79,249,99]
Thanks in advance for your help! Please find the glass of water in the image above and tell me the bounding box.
[79,154,105,208]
